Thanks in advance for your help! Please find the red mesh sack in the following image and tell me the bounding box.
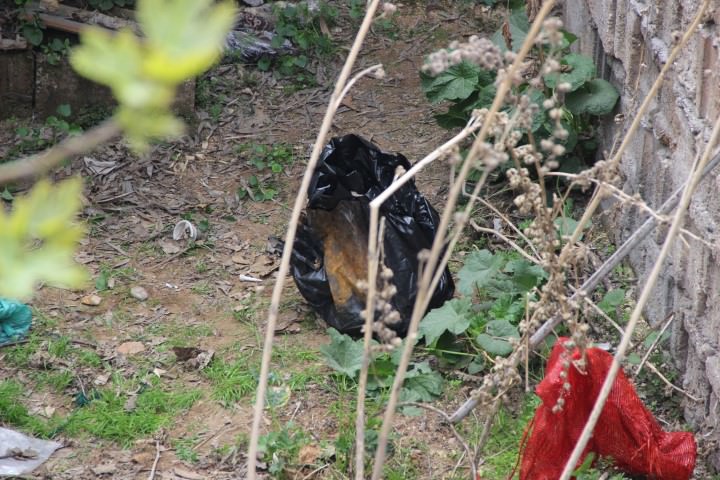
[519,338,696,480]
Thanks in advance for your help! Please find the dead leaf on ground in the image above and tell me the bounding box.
[116,341,145,355]
[250,254,279,277]
[298,444,321,465]
[158,238,182,255]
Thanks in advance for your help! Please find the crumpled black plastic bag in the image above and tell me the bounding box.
[289,134,455,338]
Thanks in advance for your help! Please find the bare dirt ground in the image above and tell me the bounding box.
[0,3,514,479]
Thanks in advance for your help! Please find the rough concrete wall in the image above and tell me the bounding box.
[563,0,720,468]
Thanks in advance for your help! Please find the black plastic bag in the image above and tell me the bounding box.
[289,134,455,338]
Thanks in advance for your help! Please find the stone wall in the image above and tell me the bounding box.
[562,0,720,468]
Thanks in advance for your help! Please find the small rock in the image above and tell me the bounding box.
[130,286,149,301]
[81,294,102,306]
[116,341,145,355]
[107,277,116,289]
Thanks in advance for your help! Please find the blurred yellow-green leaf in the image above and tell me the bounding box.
[69,0,236,150]
[0,178,88,300]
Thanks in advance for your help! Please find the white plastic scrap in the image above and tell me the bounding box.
[0,427,62,476]
[173,220,197,241]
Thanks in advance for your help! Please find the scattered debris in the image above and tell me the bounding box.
[173,220,198,241]
[90,463,117,476]
[172,346,214,370]
[174,466,205,480]
[83,156,120,176]
[0,427,62,476]
[239,274,262,283]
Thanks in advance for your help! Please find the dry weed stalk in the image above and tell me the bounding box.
[245,1,384,477]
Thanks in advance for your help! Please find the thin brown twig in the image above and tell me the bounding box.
[147,440,161,480]
[636,313,675,376]
[470,220,541,264]
[0,120,121,185]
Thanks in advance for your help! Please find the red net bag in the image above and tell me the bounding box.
[519,338,696,479]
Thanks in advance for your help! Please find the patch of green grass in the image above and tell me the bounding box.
[204,357,258,406]
[384,443,421,480]
[47,335,73,358]
[173,435,200,463]
[3,335,41,367]
[191,281,213,295]
[64,386,201,445]
[77,350,104,368]
[257,422,311,478]
[479,394,539,479]
[0,380,57,437]
[34,370,74,393]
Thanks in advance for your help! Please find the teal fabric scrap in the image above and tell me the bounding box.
[0,299,32,345]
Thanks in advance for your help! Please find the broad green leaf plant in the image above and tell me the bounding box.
[420,7,619,176]
[1,0,235,300]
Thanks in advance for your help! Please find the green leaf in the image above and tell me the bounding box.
[489,294,526,323]
[468,355,485,374]
[643,330,670,349]
[22,25,43,46]
[491,8,529,53]
[421,62,486,104]
[56,104,72,117]
[1,188,13,202]
[565,78,620,116]
[419,298,472,346]
[504,259,546,292]
[626,353,642,365]
[319,328,364,378]
[554,216,590,241]
[0,178,88,300]
[457,249,505,296]
[598,289,625,315]
[476,319,519,357]
[544,53,596,92]
[138,0,236,83]
[400,361,444,415]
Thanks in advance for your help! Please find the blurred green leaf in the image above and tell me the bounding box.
[458,249,505,296]
[0,178,88,299]
[419,298,473,346]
